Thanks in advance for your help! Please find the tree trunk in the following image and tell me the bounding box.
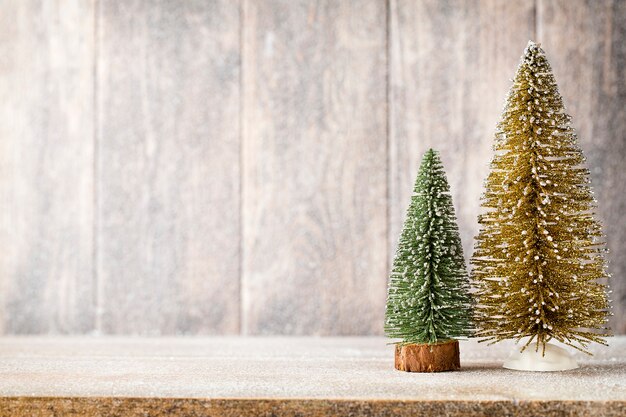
[394,340,460,372]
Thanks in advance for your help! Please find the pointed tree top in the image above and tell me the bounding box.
[423,148,437,158]
[422,148,442,165]
[525,40,541,50]
[522,40,546,60]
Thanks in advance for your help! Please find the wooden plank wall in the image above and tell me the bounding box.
[96,0,241,334]
[0,0,95,334]
[0,0,624,335]
[241,0,388,335]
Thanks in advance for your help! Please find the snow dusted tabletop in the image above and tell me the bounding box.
[0,337,624,416]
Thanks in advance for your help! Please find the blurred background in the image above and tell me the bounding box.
[0,0,624,336]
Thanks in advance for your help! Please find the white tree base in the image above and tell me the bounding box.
[503,342,578,372]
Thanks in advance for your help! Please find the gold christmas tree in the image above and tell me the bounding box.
[471,41,611,354]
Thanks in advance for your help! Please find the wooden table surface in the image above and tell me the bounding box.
[0,337,624,416]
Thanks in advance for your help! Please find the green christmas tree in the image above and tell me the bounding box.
[385,149,473,345]
[471,41,611,354]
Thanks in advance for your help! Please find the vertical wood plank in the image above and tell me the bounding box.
[0,0,95,333]
[242,0,388,335]
[389,0,535,270]
[97,0,240,334]
[538,0,626,334]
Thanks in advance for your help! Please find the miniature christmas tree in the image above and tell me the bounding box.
[471,41,611,364]
[385,149,472,372]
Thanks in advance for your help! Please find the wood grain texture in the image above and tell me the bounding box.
[389,0,535,269]
[0,336,624,406]
[1,0,626,336]
[96,0,241,334]
[0,0,95,333]
[394,340,461,372]
[538,0,626,334]
[242,0,388,334]
[3,398,626,417]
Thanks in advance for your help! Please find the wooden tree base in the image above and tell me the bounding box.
[394,340,460,372]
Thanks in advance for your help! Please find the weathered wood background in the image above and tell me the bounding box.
[0,0,624,335]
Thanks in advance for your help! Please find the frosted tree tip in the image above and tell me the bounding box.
[525,40,542,53]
